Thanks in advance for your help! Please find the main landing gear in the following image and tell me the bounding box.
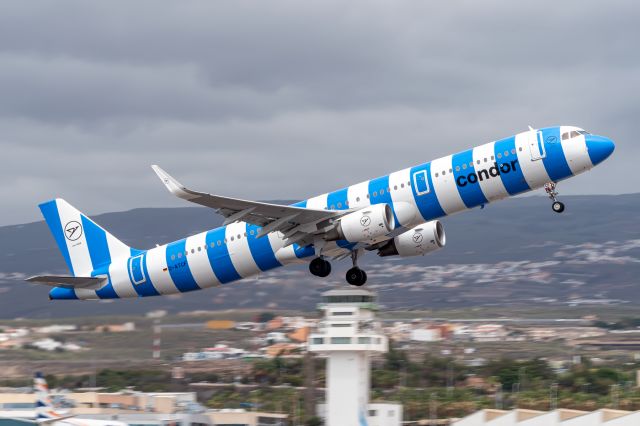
[309,257,331,277]
[346,250,367,287]
[544,182,565,214]
[309,249,368,286]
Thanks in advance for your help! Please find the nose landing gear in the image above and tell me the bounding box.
[544,182,565,213]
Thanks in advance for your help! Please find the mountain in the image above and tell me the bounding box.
[1,195,639,318]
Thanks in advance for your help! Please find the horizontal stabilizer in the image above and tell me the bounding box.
[26,275,106,289]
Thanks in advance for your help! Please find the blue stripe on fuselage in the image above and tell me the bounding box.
[246,224,282,271]
[409,162,446,221]
[326,188,349,210]
[129,253,160,297]
[539,128,573,182]
[80,215,119,299]
[493,137,530,195]
[368,175,400,226]
[452,150,488,208]
[165,239,201,292]
[294,243,315,259]
[205,227,242,284]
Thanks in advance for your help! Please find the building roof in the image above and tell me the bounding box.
[321,289,376,297]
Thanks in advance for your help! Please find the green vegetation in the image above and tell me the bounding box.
[593,318,640,330]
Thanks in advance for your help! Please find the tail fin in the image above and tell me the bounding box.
[39,199,132,277]
[34,372,54,419]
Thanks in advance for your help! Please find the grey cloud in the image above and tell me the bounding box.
[0,0,638,225]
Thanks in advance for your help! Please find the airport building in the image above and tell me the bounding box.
[452,408,640,425]
[0,391,287,426]
[308,289,402,426]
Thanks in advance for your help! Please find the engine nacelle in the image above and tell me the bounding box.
[377,221,446,257]
[326,204,395,243]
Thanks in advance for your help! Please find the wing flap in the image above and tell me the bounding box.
[151,165,339,235]
[26,275,106,289]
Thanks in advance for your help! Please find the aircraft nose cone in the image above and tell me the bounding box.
[586,135,615,165]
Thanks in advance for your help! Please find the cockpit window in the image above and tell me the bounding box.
[561,130,590,140]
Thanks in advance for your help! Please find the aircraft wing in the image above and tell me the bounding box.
[152,165,344,247]
[26,276,106,289]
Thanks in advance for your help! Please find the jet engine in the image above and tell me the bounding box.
[326,203,395,243]
[377,220,446,257]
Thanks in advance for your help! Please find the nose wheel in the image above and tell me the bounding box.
[309,257,331,277]
[544,182,565,214]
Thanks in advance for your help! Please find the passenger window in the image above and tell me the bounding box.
[178,252,182,259]
[504,150,509,157]
[497,153,502,159]
[401,183,404,188]
[191,249,195,254]
[394,185,398,190]
[171,255,176,261]
[455,166,460,172]
[511,149,516,154]
[373,191,377,197]
[380,189,384,195]
[330,204,335,209]
[435,172,439,177]
[356,197,360,202]
[217,240,221,246]
[197,247,201,252]
[462,164,467,170]
[337,202,342,208]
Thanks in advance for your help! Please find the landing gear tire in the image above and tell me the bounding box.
[544,182,565,214]
[309,257,331,277]
[346,267,367,286]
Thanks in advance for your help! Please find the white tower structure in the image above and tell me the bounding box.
[309,289,401,426]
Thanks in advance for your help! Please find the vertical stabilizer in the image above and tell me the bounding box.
[39,199,132,277]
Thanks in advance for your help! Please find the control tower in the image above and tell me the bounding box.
[308,289,401,426]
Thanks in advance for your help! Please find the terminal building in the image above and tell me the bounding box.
[0,391,286,426]
[309,289,402,426]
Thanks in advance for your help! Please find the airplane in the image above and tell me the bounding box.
[0,372,127,426]
[27,126,614,300]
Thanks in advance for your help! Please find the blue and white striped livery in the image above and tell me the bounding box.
[29,126,615,298]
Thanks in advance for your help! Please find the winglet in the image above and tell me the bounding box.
[151,165,197,201]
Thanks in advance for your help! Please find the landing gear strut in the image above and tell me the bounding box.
[544,182,565,213]
[346,250,367,286]
[309,257,331,277]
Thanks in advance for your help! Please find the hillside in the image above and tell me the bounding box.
[0,194,638,318]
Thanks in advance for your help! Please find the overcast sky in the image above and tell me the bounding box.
[0,0,638,226]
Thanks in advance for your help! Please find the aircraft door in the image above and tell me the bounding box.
[128,254,146,285]
[412,170,430,196]
[528,129,546,161]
